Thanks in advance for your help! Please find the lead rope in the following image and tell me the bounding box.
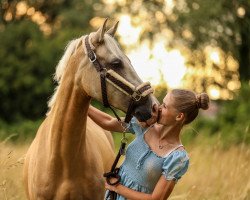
[104,123,128,200]
[84,35,150,199]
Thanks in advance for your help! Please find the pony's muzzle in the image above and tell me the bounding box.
[134,97,159,124]
[147,103,159,125]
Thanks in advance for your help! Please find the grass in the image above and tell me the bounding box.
[170,142,250,200]
[0,135,249,200]
[0,141,27,200]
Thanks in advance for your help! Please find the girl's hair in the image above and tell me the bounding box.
[171,89,210,125]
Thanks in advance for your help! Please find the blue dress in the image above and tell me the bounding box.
[106,117,189,200]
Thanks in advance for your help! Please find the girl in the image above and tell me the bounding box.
[88,89,209,200]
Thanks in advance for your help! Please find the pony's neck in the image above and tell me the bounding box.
[48,53,90,161]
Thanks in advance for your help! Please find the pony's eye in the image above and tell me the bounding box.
[110,59,122,68]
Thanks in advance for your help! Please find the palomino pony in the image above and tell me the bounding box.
[24,19,158,200]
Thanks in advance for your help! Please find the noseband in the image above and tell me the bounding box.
[84,35,153,123]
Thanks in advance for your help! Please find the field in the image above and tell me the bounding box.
[0,138,249,200]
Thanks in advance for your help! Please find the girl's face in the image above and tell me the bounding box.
[157,93,180,126]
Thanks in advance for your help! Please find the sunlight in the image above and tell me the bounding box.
[117,15,187,88]
[16,1,28,16]
[151,42,187,88]
[31,11,46,25]
[208,86,220,99]
[237,7,246,18]
[4,12,12,21]
[126,42,187,87]
[27,7,35,16]
[14,1,49,35]
[117,15,142,45]
[210,51,220,65]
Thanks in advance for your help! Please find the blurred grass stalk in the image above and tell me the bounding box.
[0,129,249,200]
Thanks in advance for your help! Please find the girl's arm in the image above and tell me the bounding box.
[105,175,176,200]
[88,105,125,132]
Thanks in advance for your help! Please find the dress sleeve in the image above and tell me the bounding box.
[162,150,189,182]
[127,117,147,135]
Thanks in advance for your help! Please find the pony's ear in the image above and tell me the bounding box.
[106,21,119,37]
[91,18,108,45]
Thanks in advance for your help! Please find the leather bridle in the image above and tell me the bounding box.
[84,35,153,123]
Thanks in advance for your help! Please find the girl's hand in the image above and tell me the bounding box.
[105,178,119,192]
[139,121,149,128]
[105,182,117,192]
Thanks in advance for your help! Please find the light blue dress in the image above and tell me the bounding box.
[106,117,189,200]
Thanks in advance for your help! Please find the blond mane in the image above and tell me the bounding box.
[46,34,128,116]
[47,37,83,114]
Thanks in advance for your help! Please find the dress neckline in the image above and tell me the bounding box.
[142,125,184,158]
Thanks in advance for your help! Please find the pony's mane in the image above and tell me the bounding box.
[46,33,127,116]
[47,37,84,115]
[55,37,84,82]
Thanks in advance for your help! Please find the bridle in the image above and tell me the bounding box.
[85,34,154,200]
[84,35,153,123]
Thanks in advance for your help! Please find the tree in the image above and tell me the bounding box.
[109,0,250,94]
[171,0,250,82]
[0,0,105,122]
[0,20,55,121]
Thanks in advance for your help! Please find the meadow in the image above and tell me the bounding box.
[0,134,249,200]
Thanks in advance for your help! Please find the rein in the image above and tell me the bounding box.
[85,35,153,199]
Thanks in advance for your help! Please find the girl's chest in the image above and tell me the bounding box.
[125,136,164,168]
[143,129,173,157]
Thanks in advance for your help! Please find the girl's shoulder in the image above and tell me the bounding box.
[163,148,189,163]
[162,148,189,182]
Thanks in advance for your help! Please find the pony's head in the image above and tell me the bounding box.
[52,19,159,125]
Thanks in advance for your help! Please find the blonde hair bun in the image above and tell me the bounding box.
[196,93,210,110]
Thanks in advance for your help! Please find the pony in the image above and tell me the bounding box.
[23,19,158,200]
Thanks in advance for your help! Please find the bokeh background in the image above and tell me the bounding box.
[0,0,249,199]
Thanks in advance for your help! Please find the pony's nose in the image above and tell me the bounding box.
[152,103,159,117]
[134,110,151,121]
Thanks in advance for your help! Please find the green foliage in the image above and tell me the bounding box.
[216,82,250,145]
[0,118,42,142]
[0,32,58,121]
[154,81,168,103]
[0,0,104,123]
[112,0,250,86]
[182,82,250,146]
[1,83,249,146]
[0,0,249,147]
[0,20,55,122]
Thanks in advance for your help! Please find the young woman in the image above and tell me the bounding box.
[88,89,209,200]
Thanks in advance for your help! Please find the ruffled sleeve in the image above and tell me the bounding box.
[162,150,189,182]
[127,117,147,136]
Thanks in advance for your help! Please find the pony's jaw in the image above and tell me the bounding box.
[80,27,159,124]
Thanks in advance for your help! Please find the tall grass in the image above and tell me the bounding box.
[0,137,249,200]
[171,142,250,200]
[0,142,27,200]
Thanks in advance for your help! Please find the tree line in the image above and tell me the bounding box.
[0,0,249,124]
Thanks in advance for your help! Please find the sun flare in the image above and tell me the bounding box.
[117,15,187,88]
